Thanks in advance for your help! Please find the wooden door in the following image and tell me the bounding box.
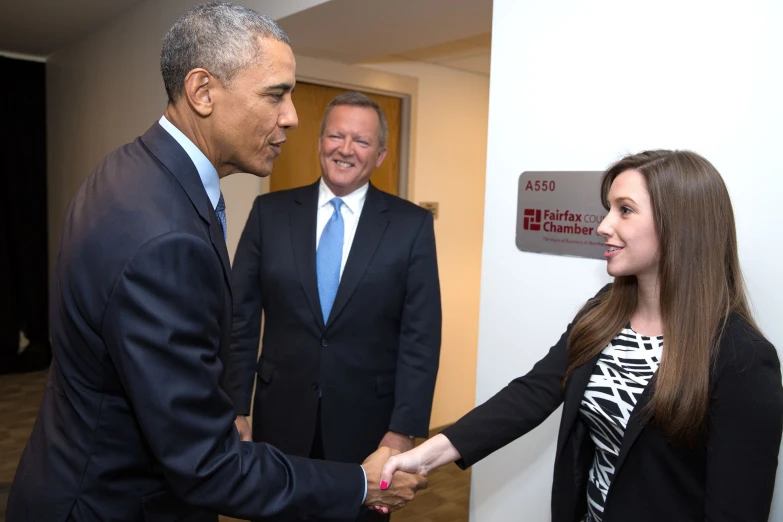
[270,82,401,195]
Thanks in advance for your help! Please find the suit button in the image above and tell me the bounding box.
[320,338,328,348]
[311,382,319,391]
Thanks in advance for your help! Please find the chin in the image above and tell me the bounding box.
[605,265,625,278]
[326,173,350,185]
[242,170,270,178]
[248,161,274,178]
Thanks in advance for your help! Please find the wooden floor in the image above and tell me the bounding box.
[1,370,470,521]
[0,369,48,519]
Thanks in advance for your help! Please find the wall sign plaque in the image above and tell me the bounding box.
[516,171,607,260]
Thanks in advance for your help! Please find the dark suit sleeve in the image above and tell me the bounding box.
[389,211,442,438]
[441,324,571,468]
[101,232,363,521]
[704,334,783,521]
[441,284,611,468]
[226,197,264,414]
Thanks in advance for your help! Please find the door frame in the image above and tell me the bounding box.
[290,55,418,200]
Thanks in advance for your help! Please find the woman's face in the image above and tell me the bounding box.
[597,169,660,284]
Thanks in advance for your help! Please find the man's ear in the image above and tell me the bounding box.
[375,147,388,168]
[182,68,214,117]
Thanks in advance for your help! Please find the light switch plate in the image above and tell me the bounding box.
[419,201,439,219]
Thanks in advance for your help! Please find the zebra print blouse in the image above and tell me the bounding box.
[579,327,664,522]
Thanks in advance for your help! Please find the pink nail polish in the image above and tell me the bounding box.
[380,480,388,490]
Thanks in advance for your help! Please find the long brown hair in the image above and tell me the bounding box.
[566,150,756,444]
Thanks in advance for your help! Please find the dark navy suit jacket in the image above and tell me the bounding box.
[226,182,442,465]
[7,123,365,522]
[442,287,783,522]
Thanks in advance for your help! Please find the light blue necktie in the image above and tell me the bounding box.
[317,198,344,323]
[215,192,227,242]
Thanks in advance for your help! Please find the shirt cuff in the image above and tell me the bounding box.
[361,465,367,504]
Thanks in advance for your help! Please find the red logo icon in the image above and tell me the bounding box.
[523,209,541,231]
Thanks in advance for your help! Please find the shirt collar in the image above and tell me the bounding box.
[158,115,221,210]
[317,178,369,215]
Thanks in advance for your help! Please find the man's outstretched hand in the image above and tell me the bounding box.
[361,447,428,513]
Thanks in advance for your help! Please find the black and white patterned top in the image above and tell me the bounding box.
[579,327,663,522]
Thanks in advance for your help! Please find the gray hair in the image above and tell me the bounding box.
[320,92,389,149]
[161,1,290,103]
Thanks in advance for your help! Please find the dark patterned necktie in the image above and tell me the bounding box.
[215,192,227,242]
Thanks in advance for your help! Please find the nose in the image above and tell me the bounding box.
[596,213,612,239]
[279,97,298,130]
[338,137,353,156]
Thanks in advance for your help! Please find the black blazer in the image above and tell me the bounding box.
[226,181,442,464]
[442,287,783,522]
[7,123,365,522]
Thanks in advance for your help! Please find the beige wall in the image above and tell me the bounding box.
[44,0,488,432]
[255,53,489,429]
[46,0,331,272]
[360,60,489,429]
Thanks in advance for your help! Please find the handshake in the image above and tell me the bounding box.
[236,416,457,515]
[360,446,427,515]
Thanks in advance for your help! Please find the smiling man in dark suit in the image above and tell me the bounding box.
[228,92,442,521]
[7,3,426,521]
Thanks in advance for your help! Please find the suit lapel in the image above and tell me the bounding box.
[556,340,655,508]
[557,352,601,457]
[611,374,654,480]
[290,182,324,329]
[208,212,232,292]
[140,123,232,295]
[326,184,389,328]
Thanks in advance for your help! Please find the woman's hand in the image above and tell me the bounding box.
[380,448,428,487]
[371,434,462,514]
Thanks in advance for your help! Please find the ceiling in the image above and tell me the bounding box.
[365,32,491,76]
[278,0,492,76]
[0,0,492,75]
[0,0,144,57]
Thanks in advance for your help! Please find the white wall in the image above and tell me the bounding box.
[474,0,783,520]
[46,0,331,271]
[360,60,489,429]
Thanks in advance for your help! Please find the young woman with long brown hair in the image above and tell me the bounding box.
[374,150,783,521]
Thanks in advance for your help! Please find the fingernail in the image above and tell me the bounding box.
[380,480,388,490]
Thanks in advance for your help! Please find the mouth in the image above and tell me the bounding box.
[334,159,355,168]
[269,139,286,154]
[604,244,623,258]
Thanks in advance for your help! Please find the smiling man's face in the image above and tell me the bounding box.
[318,105,387,196]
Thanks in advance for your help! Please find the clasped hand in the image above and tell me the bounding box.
[361,447,428,513]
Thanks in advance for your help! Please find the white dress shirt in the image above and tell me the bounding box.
[316,178,369,279]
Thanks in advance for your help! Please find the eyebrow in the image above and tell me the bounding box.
[613,196,638,205]
[264,83,294,92]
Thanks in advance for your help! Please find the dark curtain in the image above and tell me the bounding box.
[0,56,50,374]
